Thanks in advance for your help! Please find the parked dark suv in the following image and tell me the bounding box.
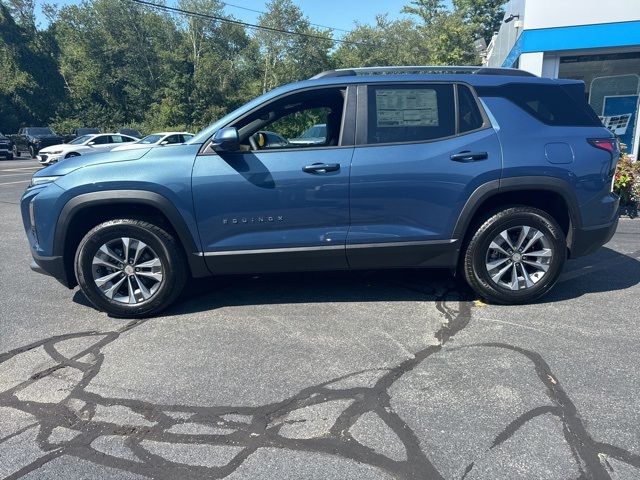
[12,127,66,158]
[21,66,620,317]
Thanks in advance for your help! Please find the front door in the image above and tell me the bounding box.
[192,86,355,274]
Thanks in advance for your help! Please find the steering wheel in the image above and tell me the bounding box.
[249,132,269,151]
[249,134,259,151]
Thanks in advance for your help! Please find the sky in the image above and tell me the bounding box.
[35,0,454,35]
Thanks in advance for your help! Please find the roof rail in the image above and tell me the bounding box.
[310,66,536,79]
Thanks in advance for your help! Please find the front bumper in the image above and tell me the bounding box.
[30,253,75,288]
[37,153,62,164]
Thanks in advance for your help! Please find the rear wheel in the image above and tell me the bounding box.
[12,145,20,158]
[28,145,36,158]
[463,207,566,304]
[74,219,187,317]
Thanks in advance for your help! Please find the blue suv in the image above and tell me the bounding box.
[22,66,620,317]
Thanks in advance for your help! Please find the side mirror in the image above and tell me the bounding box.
[211,127,240,152]
[160,140,169,145]
[87,141,95,146]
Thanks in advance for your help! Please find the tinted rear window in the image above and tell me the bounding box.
[457,85,484,133]
[477,83,602,127]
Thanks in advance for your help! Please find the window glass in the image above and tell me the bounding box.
[457,85,484,133]
[181,134,194,142]
[273,109,330,147]
[121,136,135,142]
[92,135,109,145]
[164,135,181,144]
[367,84,455,144]
[233,87,345,150]
[558,52,640,152]
[109,135,124,143]
[69,135,92,145]
[477,83,602,127]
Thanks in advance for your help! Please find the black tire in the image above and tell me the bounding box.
[7,153,13,160]
[462,207,566,305]
[29,145,36,158]
[65,152,80,159]
[74,219,187,318]
[12,145,20,158]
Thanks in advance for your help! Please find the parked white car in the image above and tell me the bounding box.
[37,133,139,165]
[110,132,194,152]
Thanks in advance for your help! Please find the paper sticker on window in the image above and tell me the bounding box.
[376,89,439,127]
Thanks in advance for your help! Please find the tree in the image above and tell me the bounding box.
[253,0,333,93]
[0,3,64,132]
[333,15,428,68]
[453,0,507,44]
[401,0,447,26]
[402,0,480,66]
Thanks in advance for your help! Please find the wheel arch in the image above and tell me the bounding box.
[453,177,582,259]
[54,191,209,287]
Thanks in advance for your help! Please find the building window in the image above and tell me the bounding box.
[559,52,640,154]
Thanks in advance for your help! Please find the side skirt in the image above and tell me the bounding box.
[198,239,460,275]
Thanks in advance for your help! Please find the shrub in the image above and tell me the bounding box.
[614,145,640,206]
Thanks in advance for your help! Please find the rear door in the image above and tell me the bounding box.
[346,82,503,268]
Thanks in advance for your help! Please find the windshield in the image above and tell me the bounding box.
[138,134,163,144]
[69,135,93,145]
[27,127,55,135]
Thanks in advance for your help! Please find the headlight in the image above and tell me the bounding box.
[47,150,63,155]
[29,176,60,187]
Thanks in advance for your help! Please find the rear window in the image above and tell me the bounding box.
[477,83,602,127]
[367,84,455,144]
[457,85,484,133]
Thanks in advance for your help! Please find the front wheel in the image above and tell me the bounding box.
[463,207,566,304]
[75,219,187,317]
[12,145,20,158]
[28,145,36,158]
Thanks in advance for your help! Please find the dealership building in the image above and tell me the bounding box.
[485,0,640,158]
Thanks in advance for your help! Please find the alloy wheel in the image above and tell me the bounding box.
[484,225,553,291]
[91,237,164,304]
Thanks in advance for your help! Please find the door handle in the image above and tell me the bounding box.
[450,151,488,162]
[302,163,340,174]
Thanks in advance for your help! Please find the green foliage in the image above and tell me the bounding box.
[333,15,429,68]
[614,146,640,206]
[453,0,507,44]
[401,0,447,26]
[0,0,506,134]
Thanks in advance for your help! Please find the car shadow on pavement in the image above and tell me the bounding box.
[164,268,462,317]
[540,246,640,303]
[71,246,640,316]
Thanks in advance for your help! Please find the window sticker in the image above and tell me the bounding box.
[375,89,439,127]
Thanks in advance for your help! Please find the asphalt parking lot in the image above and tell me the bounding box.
[1,157,639,479]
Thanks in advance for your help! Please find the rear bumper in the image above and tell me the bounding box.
[30,253,75,288]
[570,216,619,258]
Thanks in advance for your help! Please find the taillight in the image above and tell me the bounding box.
[588,138,619,192]
[588,138,617,155]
